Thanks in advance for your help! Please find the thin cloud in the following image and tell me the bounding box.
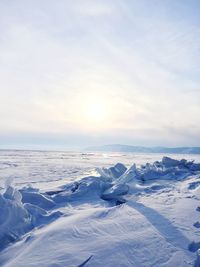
[0,0,199,148]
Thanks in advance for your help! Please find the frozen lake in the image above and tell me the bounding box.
[0,150,200,266]
[0,150,200,190]
[0,150,200,191]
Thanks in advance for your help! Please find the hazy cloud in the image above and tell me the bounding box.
[0,0,199,148]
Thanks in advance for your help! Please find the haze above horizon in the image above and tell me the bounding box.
[0,0,200,150]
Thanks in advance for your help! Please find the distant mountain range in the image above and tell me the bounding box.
[86,144,200,154]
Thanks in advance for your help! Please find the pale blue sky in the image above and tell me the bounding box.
[0,0,200,149]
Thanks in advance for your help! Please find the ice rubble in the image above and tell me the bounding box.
[0,185,62,251]
[195,249,200,267]
[0,186,32,250]
[0,157,200,254]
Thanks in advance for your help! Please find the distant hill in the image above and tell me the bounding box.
[85,144,200,154]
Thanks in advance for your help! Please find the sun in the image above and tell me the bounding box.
[85,101,107,122]
[77,97,111,128]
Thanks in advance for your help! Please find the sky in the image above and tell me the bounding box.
[0,0,200,150]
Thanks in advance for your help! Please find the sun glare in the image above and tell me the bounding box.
[86,102,107,122]
[77,96,112,129]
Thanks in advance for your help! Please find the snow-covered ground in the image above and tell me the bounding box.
[0,150,200,267]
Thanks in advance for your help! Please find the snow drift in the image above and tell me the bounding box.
[0,156,200,266]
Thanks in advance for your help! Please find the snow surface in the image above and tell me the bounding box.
[0,151,200,267]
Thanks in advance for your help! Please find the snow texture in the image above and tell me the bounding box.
[0,156,200,266]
